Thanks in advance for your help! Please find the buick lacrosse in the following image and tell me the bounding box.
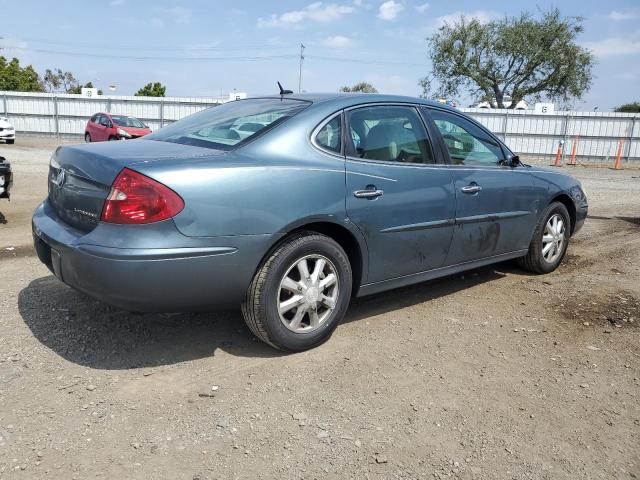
[33,93,587,351]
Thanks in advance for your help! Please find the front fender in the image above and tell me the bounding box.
[528,167,588,235]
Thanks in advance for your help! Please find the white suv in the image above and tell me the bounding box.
[0,117,15,144]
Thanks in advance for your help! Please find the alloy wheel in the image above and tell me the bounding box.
[542,213,566,263]
[277,254,339,333]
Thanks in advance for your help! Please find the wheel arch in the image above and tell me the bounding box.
[550,193,577,235]
[259,219,368,296]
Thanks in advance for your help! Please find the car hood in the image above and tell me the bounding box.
[0,119,14,128]
[118,126,152,136]
[528,165,575,178]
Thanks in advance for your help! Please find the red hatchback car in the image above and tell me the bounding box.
[85,113,152,142]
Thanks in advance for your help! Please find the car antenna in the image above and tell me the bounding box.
[277,81,293,95]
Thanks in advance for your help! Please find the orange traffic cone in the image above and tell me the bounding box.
[553,142,563,167]
[613,139,624,170]
[568,137,578,166]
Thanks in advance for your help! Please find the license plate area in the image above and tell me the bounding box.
[33,234,64,281]
[50,248,63,281]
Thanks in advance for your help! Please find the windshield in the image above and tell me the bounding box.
[146,98,310,151]
[111,115,146,128]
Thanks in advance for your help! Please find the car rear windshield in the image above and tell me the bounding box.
[111,115,146,128]
[146,98,310,151]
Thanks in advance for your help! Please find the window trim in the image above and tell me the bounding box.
[99,115,111,128]
[343,102,439,167]
[310,110,345,157]
[423,106,515,168]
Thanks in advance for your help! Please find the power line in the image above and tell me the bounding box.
[12,37,296,52]
[1,44,426,67]
[3,46,297,62]
[307,55,426,67]
[10,36,354,53]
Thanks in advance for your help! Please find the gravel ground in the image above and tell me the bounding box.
[0,137,639,479]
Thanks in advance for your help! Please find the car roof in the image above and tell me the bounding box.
[249,92,459,111]
[92,113,135,117]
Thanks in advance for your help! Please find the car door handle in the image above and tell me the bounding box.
[461,184,482,194]
[354,188,384,199]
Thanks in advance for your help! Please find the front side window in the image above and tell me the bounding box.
[346,106,435,164]
[315,115,342,154]
[428,109,505,166]
[147,98,310,151]
[99,115,110,127]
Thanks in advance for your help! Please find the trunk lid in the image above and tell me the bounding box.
[48,139,222,232]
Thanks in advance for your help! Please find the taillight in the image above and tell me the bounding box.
[101,168,184,224]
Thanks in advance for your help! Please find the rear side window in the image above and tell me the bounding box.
[147,98,310,151]
[428,109,505,166]
[346,106,435,164]
[314,115,342,154]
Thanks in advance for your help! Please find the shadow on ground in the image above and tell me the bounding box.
[345,266,506,323]
[19,266,508,370]
[588,215,640,227]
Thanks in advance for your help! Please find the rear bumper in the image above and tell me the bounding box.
[32,201,278,312]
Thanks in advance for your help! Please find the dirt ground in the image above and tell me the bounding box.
[0,136,639,480]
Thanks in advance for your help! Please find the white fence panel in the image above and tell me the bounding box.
[461,107,639,162]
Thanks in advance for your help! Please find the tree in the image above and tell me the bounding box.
[43,68,79,93]
[0,56,44,92]
[340,82,378,93]
[68,81,103,95]
[421,9,594,108]
[135,82,166,97]
[614,102,640,113]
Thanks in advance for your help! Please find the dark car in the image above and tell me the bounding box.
[0,156,12,199]
[33,94,588,351]
[85,113,152,142]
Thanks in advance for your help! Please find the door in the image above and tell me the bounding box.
[96,114,111,141]
[425,107,537,266]
[90,115,103,141]
[344,104,456,284]
[87,114,99,138]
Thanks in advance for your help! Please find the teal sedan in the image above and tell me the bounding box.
[33,93,588,351]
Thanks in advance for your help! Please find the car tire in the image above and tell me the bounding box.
[518,201,571,274]
[108,136,117,141]
[85,133,91,143]
[6,139,14,144]
[241,232,352,352]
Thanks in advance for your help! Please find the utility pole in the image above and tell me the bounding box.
[298,43,305,93]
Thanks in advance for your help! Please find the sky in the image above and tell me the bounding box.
[1,0,639,110]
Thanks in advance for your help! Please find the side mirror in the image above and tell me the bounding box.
[510,155,520,167]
